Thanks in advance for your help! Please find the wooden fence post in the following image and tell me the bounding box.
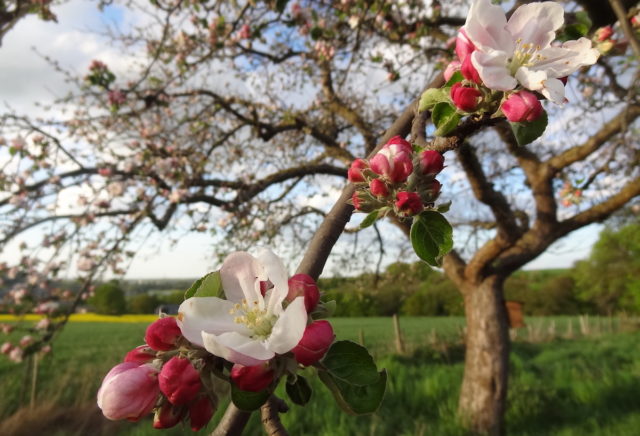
[393,314,405,354]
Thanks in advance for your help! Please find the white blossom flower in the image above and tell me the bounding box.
[177,249,307,366]
[464,0,599,103]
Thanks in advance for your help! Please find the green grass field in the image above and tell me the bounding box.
[1,317,639,435]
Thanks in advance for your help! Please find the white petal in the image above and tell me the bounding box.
[177,297,250,346]
[220,251,266,306]
[464,0,514,54]
[472,50,517,91]
[535,39,599,78]
[540,78,566,104]
[255,248,289,316]
[506,2,564,48]
[202,331,274,365]
[515,66,547,92]
[265,297,307,354]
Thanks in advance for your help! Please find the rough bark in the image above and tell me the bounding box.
[458,275,510,436]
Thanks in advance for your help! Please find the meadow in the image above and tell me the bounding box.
[0,317,639,435]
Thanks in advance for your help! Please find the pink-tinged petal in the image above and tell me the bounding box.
[265,297,307,354]
[255,248,289,316]
[201,331,274,365]
[506,2,564,48]
[540,78,566,104]
[220,251,265,306]
[177,297,250,346]
[464,0,513,54]
[515,66,547,92]
[535,38,599,78]
[471,50,516,91]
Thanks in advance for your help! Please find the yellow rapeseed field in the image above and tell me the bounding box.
[0,313,160,323]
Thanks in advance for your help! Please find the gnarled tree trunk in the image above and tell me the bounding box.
[458,275,510,436]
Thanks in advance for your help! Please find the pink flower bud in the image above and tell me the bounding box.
[595,26,613,42]
[347,159,368,183]
[238,24,251,39]
[287,274,320,312]
[153,402,186,429]
[369,137,414,183]
[230,363,275,392]
[369,178,389,198]
[351,191,374,212]
[420,150,444,175]
[41,345,52,354]
[9,347,23,363]
[19,335,33,347]
[395,191,423,217]
[97,362,160,421]
[431,179,442,196]
[501,91,543,122]
[450,83,481,112]
[145,317,182,351]
[461,55,481,84]
[124,345,156,364]
[455,28,475,61]
[443,60,461,82]
[292,320,334,366]
[632,15,640,28]
[189,396,214,431]
[159,357,201,405]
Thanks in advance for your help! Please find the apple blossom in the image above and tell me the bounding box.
[463,0,599,103]
[159,357,202,405]
[230,363,275,392]
[292,320,335,366]
[145,317,182,351]
[153,402,185,429]
[395,191,423,217]
[501,90,543,122]
[444,60,461,82]
[369,178,389,198]
[347,159,367,183]
[420,150,444,175]
[177,249,307,366]
[97,362,159,421]
[461,55,481,84]
[189,396,214,431]
[450,83,482,112]
[286,274,320,312]
[1,342,12,354]
[369,136,413,183]
[124,345,156,364]
[8,347,23,363]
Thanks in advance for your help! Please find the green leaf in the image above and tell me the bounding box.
[286,375,312,406]
[231,384,270,411]
[360,210,379,229]
[312,300,336,319]
[418,88,449,112]
[436,201,452,213]
[184,271,223,300]
[319,369,387,415]
[310,27,323,40]
[509,111,548,146]
[410,211,454,266]
[321,341,379,386]
[445,71,464,87]
[432,102,461,137]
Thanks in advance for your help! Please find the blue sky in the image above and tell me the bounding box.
[0,1,606,279]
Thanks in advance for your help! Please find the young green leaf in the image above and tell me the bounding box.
[230,384,270,411]
[510,111,548,146]
[444,71,464,87]
[321,340,379,386]
[286,375,312,406]
[318,369,387,415]
[410,211,454,266]
[418,88,449,112]
[360,210,379,229]
[184,271,223,300]
[432,102,461,137]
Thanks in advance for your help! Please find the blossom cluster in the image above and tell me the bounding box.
[348,136,444,219]
[98,249,335,429]
[438,0,599,124]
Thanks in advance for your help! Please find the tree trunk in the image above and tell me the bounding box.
[458,275,510,436]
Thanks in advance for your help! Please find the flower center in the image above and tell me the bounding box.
[509,39,546,74]
[229,299,277,340]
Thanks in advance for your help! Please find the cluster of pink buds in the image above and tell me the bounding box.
[97,317,214,431]
[559,181,583,207]
[349,136,444,219]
